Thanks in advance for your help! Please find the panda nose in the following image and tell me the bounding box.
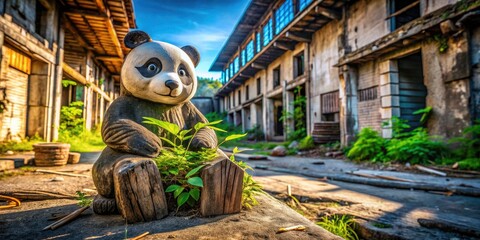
[165,80,179,90]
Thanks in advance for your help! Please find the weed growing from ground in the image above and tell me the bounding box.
[317,215,359,240]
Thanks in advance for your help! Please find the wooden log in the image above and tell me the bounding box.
[418,218,480,238]
[415,165,447,177]
[200,158,244,217]
[113,160,168,223]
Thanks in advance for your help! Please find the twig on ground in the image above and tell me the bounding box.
[415,165,447,177]
[129,232,150,240]
[35,169,89,178]
[43,206,89,230]
[0,190,76,200]
[276,225,306,233]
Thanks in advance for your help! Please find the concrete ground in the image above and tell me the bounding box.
[1,151,479,239]
[238,156,480,239]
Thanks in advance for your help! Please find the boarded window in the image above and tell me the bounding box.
[6,47,31,74]
[238,90,242,104]
[358,86,378,102]
[35,1,49,38]
[257,78,261,95]
[321,91,339,114]
[240,49,246,67]
[273,67,281,88]
[246,85,249,100]
[263,18,273,47]
[275,0,294,34]
[294,52,304,78]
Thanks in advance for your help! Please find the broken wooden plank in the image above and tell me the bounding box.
[415,165,447,177]
[200,157,243,216]
[129,232,149,240]
[114,160,168,223]
[277,225,307,233]
[418,218,480,238]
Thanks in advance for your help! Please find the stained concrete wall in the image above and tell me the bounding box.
[309,20,341,129]
[346,0,389,52]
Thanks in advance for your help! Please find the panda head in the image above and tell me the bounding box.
[121,30,200,105]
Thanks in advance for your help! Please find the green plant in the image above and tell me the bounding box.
[247,124,264,141]
[413,106,433,126]
[280,86,307,141]
[76,191,92,207]
[229,147,263,209]
[433,34,449,53]
[62,79,77,87]
[144,118,248,210]
[298,135,314,150]
[347,128,386,162]
[386,128,448,164]
[317,215,359,240]
[59,101,84,136]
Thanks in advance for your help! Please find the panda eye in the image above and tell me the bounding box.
[136,58,162,78]
[147,64,157,72]
[178,68,186,77]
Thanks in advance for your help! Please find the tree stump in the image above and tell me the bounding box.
[200,157,244,216]
[113,160,168,223]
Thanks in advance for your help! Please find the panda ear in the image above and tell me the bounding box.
[124,30,151,49]
[181,45,200,67]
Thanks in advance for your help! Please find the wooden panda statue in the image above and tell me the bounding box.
[91,30,218,222]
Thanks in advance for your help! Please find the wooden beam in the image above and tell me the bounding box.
[274,41,295,51]
[63,17,94,50]
[62,63,113,102]
[315,6,341,20]
[251,63,266,69]
[386,0,420,20]
[96,55,123,62]
[286,31,311,42]
[239,73,253,78]
[95,0,124,58]
[64,8,108,19]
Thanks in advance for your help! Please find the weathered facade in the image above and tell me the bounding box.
[0,0,135,141]
[212,0,480,144]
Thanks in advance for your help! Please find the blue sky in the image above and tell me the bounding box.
[133,0,250,79]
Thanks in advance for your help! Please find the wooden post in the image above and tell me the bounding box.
[200,158,244,216]
[113,160,168,223]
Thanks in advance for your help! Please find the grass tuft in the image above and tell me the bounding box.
[317,215,359,240]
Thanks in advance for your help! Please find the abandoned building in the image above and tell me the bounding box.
[0,0,135,141]
[211,0,480,144]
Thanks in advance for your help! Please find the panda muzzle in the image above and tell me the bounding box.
[165,80,179,90]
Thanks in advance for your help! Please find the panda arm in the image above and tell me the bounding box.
[182,102,218,150]
[101,99,162,157]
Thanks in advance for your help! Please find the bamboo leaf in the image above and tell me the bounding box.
[187,176,204,187]
[185,165,204,178]
[194,122,208,131]
[159,137,175,147]
[208,126,227,132]
[165,184,180,193]
[189,188,200,201]
[177,192,190,207]
[174,186,185,198]
[143,117,180,135]
[225,133,248,142]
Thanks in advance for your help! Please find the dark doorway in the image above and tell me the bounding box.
[274,104,284,136]
[398,52,427,129]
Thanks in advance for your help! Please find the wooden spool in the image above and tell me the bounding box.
[67,152,81,164]
[114,160,168,223]
[200,157,244,217]
[33,143,70,167]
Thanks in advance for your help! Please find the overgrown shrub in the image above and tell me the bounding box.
[59,101,84,136]
[298,135,314,150]
[144,118,261,210]
[385,128,448,164]
[346,128,386,162]
[247,124,264,141]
